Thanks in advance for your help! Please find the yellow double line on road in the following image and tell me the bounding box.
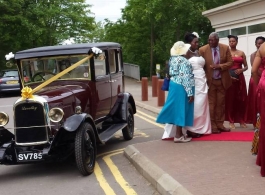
[95,149,137,195]
[135,110,164,128]
[94,110,161,194]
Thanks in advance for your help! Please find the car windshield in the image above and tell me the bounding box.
[20,54,92,84]
[0,70,18,78]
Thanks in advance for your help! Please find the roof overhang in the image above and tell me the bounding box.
[202,0,265,29]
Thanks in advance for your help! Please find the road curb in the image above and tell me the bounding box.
[135,100,161,114]
[124,145,193,195]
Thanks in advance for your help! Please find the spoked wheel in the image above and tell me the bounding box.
[75,122,96,176]
[122,103,134,140]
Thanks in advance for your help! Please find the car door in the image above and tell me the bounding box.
[108,49,123,108]
[94,53,112,119]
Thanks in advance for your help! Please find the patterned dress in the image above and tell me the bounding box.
[156,55,195,127]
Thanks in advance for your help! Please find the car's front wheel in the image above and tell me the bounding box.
[122,103,134,140]
[75,122,96,176]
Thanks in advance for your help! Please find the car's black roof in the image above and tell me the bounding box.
[15,42,121,59]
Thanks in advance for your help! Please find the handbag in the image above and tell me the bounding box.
[161,77,170,91]
[229,69,239,79]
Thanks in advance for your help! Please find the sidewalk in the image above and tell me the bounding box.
[124,77,265,195]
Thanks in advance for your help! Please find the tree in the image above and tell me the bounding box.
[88,21,105,43]
[103,0,236,78]
[0,0,96,68]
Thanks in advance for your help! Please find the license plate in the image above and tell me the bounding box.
[17,152,43,162]
[6,80,18,84]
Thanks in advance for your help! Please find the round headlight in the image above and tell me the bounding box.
[48,108,64,123]
[0,112,9,127]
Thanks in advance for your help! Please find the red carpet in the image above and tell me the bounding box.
[162,131,254,142]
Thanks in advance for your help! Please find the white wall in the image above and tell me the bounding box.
[203,0,265,91]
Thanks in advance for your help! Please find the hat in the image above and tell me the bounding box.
[170,41,191,56]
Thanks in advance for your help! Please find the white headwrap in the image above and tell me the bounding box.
[192,32,200,38]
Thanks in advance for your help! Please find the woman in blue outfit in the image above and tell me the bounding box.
[156,41,195,143]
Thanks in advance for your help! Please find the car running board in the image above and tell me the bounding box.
[99,123,127,143]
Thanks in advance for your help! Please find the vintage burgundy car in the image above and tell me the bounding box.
[0,42,136,176]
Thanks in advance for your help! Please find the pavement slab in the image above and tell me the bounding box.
[125,140,265,195]
[124,77,264,195]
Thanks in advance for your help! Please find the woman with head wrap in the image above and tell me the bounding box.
[157,41,195,143]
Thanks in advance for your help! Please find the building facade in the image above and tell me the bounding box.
[202,0,265,88]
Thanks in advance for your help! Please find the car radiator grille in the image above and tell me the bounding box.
[14,102,48,144]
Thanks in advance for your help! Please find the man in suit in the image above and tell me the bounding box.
[199,32,233,134]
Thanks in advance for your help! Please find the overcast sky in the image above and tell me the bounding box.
[86,0,127,22]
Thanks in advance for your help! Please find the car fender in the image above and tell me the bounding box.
[110,92,136,121]
[62,113,102,144]
[0,127,14,146]
[63,113,87,132]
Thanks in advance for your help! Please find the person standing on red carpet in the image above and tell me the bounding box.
[157,41,195,143]
[199,32,233,134]
[252,42,265,177]
[246,36,265,127]
[225,35,248,130]
[183,32,211,138]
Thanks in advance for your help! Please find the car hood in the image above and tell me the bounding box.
[37,84,85,97]
[36,85,90,114]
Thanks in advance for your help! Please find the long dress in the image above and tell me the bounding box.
[256,57,265,177]
[225,56,248,124]
[156,55,195,127]
[246,52,264,126]
[183,56,211,134]
[161,56,209,139]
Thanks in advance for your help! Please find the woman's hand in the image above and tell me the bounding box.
[188,96,194,103]
[234,69,243,75]
[210,64,221,70]
[231,76,239,82]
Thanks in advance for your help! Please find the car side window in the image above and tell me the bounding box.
[117,50,122,72]
[109,50,116,73]
[94,51,106,77]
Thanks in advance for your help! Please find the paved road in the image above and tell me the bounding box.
[0,94,160,195]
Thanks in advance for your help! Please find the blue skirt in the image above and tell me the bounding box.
[156,81,194,127]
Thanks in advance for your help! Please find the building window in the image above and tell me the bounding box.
[248,23,265,34]
[231,27,246,36]
[217,30,230,38]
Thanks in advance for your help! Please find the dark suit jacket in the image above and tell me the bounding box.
[199,43,233,90]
